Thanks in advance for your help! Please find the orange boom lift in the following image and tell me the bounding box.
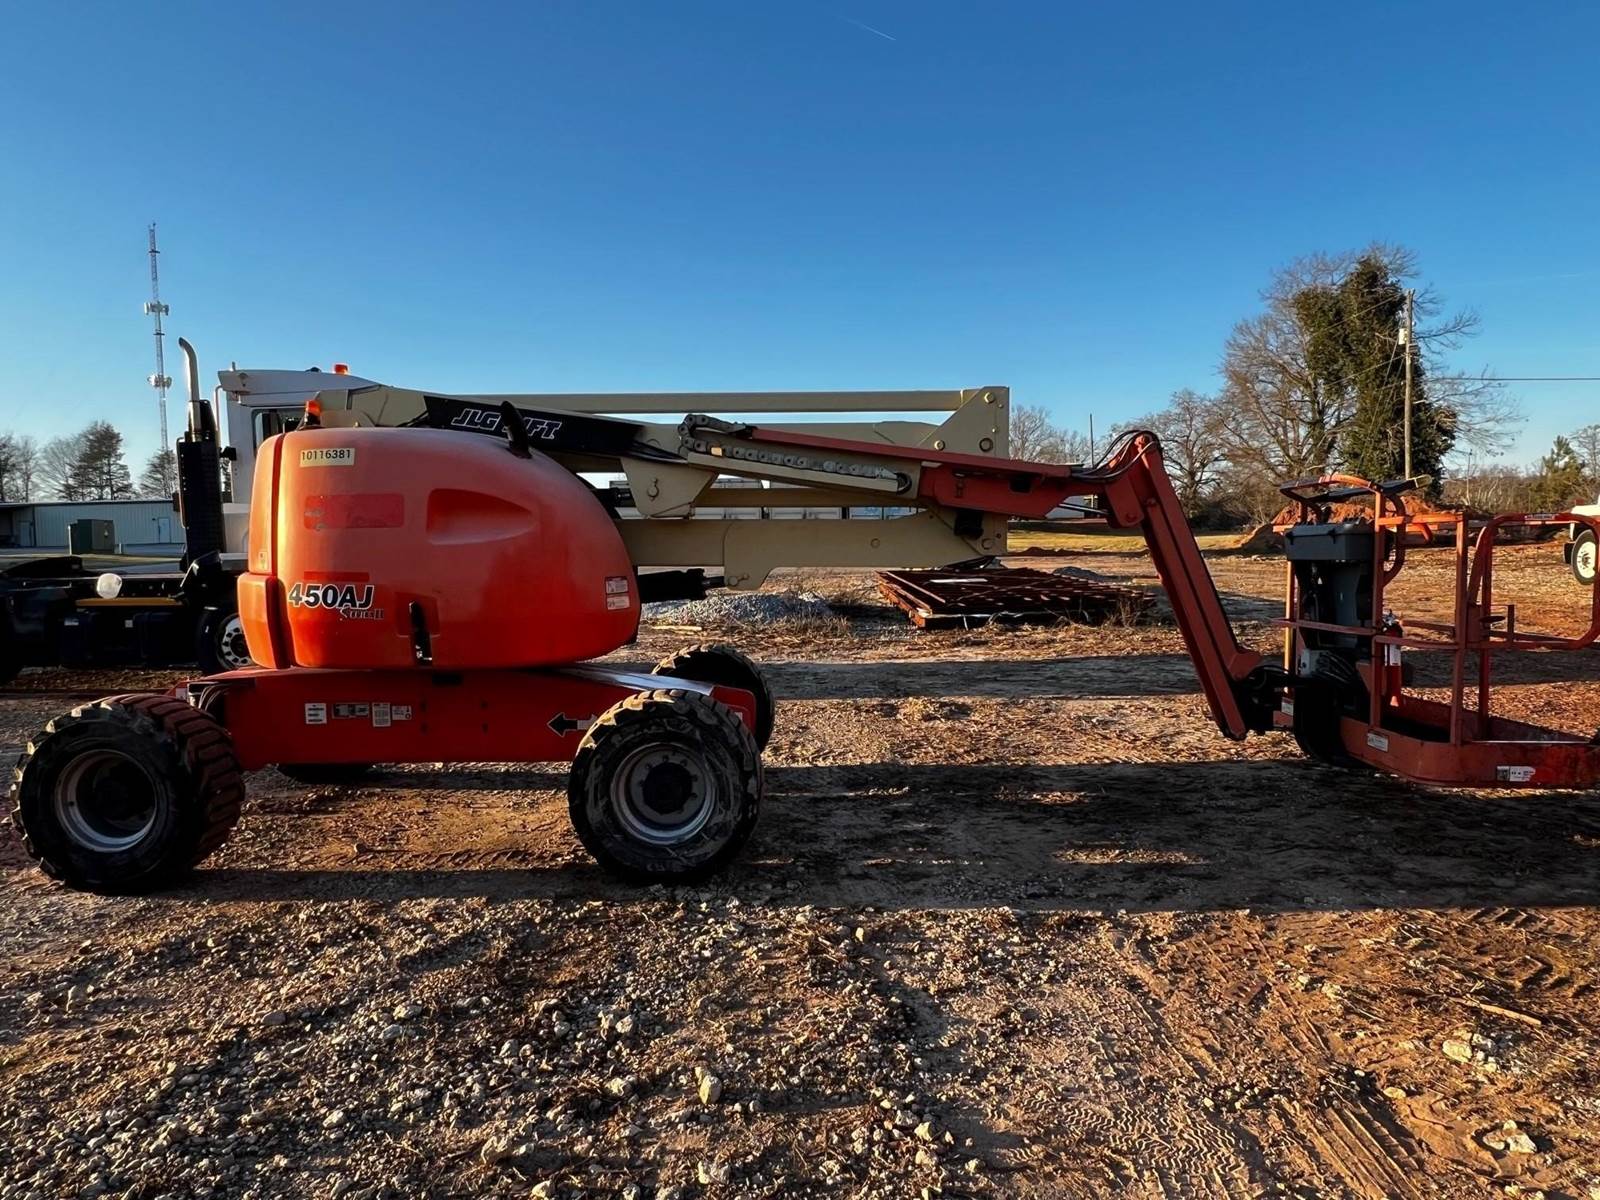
[10,402,1600,892]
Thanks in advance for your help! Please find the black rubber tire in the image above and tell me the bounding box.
[651,642,775,751]
[568,688,762,882]
[8,694,244,893]
[276,762,375,785]
[1573,530,1597,587]
[196,607,253,675]
[1290,678,1361,768]
[0,617,20,685]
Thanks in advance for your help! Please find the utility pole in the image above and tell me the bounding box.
[1400,287,1415,479]
[144,224,172,481]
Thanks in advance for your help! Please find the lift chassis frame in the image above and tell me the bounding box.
[186,667,759,770]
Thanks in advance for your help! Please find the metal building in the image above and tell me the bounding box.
[0,500,184,556]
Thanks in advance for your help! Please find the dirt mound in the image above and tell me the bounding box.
[1235,523,1285,553]
[1269,491,1470,529]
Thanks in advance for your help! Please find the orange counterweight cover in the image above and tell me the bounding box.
[239,428,638,669]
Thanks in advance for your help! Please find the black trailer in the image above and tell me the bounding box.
[0,339,244,684]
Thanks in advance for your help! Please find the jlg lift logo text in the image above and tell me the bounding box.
[287,582,384,620]
[448,408,563,440]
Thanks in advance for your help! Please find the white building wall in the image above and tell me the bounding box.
[20,502,183,553]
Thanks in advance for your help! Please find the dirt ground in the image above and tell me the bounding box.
[2,542,1597,1200]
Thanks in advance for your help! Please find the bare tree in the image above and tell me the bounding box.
[1114,390,1227,516]
[1009,404,1090,464]
[38,436,82,500]
[1009,404,1062,462]
[0,434,16,502]
[11,434,37,500]
[0,433,42,502]
[1442,461,1536,514]
[1569,422,1600,496]
[1216,245,1518,485]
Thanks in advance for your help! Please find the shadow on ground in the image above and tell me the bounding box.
[165,758,1600,915]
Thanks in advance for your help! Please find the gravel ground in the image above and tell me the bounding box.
[2,543,1598,1200]
[642,592,836,627]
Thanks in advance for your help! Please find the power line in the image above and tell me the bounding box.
[1402,288,1415,477]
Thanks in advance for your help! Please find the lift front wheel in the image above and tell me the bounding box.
[8,695,243,893]
[652,642,775,750]
[568,688,762,882]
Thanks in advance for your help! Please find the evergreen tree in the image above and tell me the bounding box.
[1533,435,1587,511]
[1214,246,1506,498]
[69,421,134,500]
[1293,253,1456,488]
[139,447,177,498]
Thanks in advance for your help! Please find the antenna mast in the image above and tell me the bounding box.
[144,223,172,459]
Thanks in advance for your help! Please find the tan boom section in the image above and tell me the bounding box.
[308,382,1016,589]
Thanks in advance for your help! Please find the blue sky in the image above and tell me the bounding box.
[2,1,1597,474]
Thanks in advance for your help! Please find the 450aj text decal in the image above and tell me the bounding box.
[287,581,386,621]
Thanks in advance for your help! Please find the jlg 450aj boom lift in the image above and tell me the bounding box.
[10,394,1600,892]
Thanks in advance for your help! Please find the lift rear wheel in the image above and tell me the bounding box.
[568,688,762,882]
[1574,531,1597,586]
[651,642,775,750]
[8,695,243,893]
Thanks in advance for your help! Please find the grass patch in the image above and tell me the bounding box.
[1007,528,1241,554]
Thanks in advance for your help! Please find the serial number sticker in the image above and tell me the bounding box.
[1496,765,1536,783]
[305,702,327,726]
[393,706,413,721]
[300,447,356,466]
[333,703,370,720]
[1280,699,1295,716]
[1366,731,1389,752]
[605,575,630,595]
[372,702,392,728]
[606,594,630,610]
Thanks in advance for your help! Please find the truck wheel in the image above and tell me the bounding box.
[276,762,374,785]
[651,642,775,750]
[1573,531,1597,586]
[568,688,762,882]
[8,695,243,893]
[196,608,253,674]
[0,619,19,685]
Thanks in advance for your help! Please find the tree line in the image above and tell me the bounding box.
[0,425,175,503]
[1022,245,1600,525]
[1442,426,1600,515]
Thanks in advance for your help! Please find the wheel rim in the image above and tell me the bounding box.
[1579,540,1597,582]
[215,614,253,670]
[609,744,716,846]
[53,750,158,852]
